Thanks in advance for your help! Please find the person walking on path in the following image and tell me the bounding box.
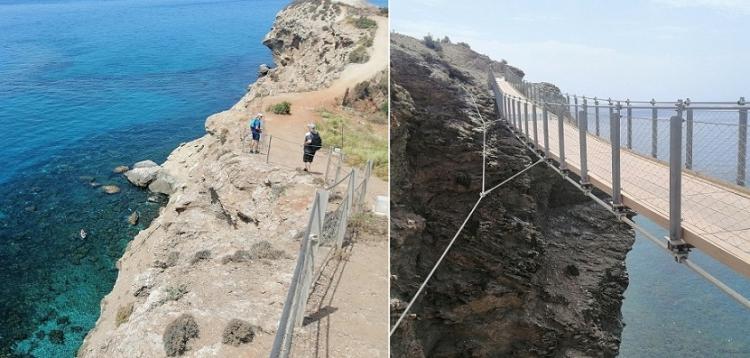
[303,123,322,172]
[249,113,263,153]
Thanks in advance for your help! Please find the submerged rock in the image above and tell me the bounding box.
[113,165,129,174]
[48,329,64,344]
[128,211,139,226]
[101,185,121,194]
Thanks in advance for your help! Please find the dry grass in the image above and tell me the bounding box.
[115,302,134,327]
[317,110,388,179]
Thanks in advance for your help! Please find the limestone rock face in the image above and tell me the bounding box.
[389,33,634,357]
[246,0,382,95]
[258,64,270,77]
[148,170,178,195]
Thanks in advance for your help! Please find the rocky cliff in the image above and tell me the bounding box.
[390,33,634,357]
[78,1,386,356]
[246,0,384,96]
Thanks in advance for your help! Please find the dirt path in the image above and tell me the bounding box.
[291,229,389,357]
[233,14,388,203]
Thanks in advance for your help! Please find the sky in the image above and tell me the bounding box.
[390,0,749,101]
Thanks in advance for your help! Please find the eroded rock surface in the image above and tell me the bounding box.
[389,33,634,358]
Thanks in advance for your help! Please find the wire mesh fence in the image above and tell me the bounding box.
[489,68,750,278]
[269,159,373,358]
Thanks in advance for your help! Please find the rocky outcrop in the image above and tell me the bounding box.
[243,0,383,95]
[390,33,634,357]
[124,160,161,187]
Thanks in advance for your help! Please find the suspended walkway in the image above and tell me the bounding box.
[492,71,750,277]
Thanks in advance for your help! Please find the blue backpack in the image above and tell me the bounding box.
[250,118,261,132]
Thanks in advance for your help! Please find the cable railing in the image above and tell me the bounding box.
[498,70,750,189]
[269,159,373,358]
[489,67,750,308]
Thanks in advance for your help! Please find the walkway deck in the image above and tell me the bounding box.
[497,79,750,277]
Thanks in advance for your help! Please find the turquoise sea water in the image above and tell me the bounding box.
[620,217,750,357]
[0,0,285,356]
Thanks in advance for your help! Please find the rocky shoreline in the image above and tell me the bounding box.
[78,1,386,356]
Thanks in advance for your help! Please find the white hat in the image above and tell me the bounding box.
[307,123,316,129]
[257,113,263,117]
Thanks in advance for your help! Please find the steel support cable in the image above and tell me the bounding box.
[499,111,750,310]
[389,158,545,336]
[459,84,487,193]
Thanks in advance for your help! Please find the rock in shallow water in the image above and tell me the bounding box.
[101,185,120,194]
[128,211,139,225]
[125,166,160,187]
[113,165,129,173]
[133,160,158,169]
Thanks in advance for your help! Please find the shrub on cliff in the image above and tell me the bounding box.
[269,101,291,115]
[159,284,188,304]
[352,16,377,29]
[163,314,199,357]
[189,250,211,264]
[423,34,442,51]
[349,46,369,64]
[250,240,286,260]
[221,319,257,346]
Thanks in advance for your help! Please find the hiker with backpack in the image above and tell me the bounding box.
[248,113,263,153]
[303,123,322,172]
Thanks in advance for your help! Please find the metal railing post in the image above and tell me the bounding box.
[558,106,567,172]
[739,97,747,186]
[626,99,633,149]
[594,97,600,136]
[337,170,356,248]
[542,106,550,158]
[611,102,623,209]
[334,151,343,185]
[266,135,273,164]
[574,95,579,126]
[532,101,539,146]
[579,98,590,186]
[360,160,372,210]
[607,98,614,139]
[505,95,513,123]
[517,97,523,133]
[685,98,693,169]
[651,98,658,158]
[524,100,529,138]
[324,147,334,185]
[668,100,687,260]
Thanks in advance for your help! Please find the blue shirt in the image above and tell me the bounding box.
[250,117,262,132]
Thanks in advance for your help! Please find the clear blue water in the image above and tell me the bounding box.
[620,217,750,357]
[0,0,285,356]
